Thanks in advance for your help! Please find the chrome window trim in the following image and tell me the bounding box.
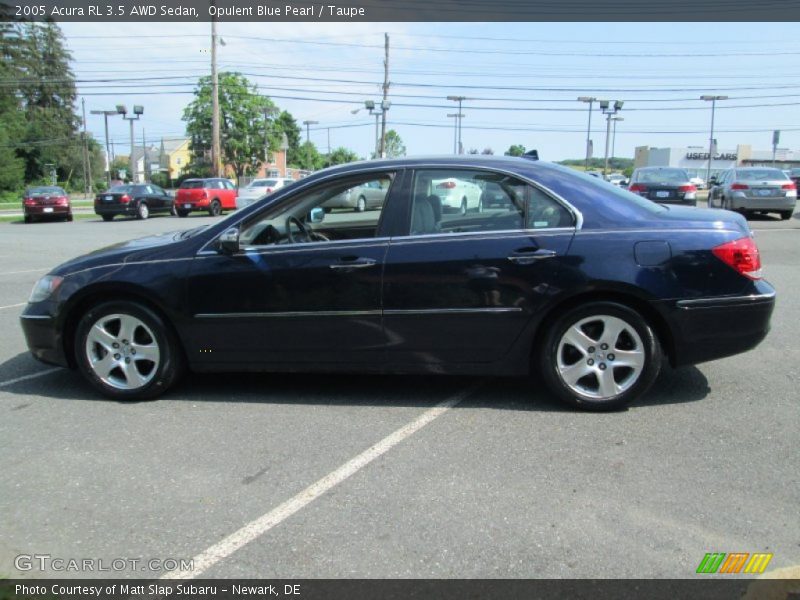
[238,237,392,256]
[388,228,575,245]
[384,307,523,315]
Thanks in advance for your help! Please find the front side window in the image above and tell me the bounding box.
[408,169,573,236]
[239,172,395,247]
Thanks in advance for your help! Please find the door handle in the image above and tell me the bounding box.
[329,257,377,270]
[507,248,557,265]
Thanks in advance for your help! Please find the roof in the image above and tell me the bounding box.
[161,138,190,154]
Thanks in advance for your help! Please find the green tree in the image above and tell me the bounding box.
[0,23,25,191]
[324,147,359,167]
[182,72,278,183]
[299,141,324,171]
[505,144,526,157]
[383,130,406,158]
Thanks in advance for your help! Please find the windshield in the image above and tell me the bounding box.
[736,169,788,181]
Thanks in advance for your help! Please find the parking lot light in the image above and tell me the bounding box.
[701,95,729,185]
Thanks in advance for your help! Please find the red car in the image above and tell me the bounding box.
[23,186,73,223]
[174,178,238,217]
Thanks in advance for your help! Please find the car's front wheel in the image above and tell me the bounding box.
[75,301,184,400]
[208,199,222,217]
[539,302,661,411]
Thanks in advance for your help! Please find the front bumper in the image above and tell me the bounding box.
[666,282,776,366]
[20,309,69,368]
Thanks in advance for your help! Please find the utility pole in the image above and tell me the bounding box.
[81,98,92,195]
[91,109,116,188]
[577,97,597,170]
[263,108,271,171]
[447,96,467,154]
[701,95,727,186]
[211,7,221,177]
[141,128,148,182]
[379,33,389,158]
[302,120,318,170]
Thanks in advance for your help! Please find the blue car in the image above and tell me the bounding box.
[20,156,774,411]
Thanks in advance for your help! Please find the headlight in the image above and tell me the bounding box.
[29,275,63,303]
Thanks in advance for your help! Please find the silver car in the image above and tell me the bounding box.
[708,167,797,220]
[236,178,295,209]
[322,180,387,212]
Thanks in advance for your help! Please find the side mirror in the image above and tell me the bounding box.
[219,227,240,254]
[309,207,325,223]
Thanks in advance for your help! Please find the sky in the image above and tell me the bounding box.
[59,21,800,163]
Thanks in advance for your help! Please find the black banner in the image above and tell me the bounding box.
[4,579,799,600]
[3,0,800,22]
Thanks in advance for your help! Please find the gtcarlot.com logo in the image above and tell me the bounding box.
[696,552,773,574]
[15,554,193,573]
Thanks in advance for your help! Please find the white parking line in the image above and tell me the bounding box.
[0,268,48,276]
[0,302,26,310]
[0,367,61,388]
[162,382,483,580]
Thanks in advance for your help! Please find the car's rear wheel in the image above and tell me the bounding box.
[356,196,366,212]
[75,301,184,401]
[208,199,222,217]
[779,210,793,220]
[176,209,189,218]
[102,215,114,222]
[539,302,661,411]
[136,202,149,220]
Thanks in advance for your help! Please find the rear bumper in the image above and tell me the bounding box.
[176,199,210,211]
[20,311,69,368]
[666,283,775,366]
[24,206,71,216]
[95,204,137,216]
[729,196,796,211]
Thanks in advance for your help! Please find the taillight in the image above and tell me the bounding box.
[266,188,273,193]
[678,185,697,193]
[23,197,35,206]
[712,237,762,280]
[781,183,796,190]
[56,196,68,206]
[120,194,130,204]
[436,181,457,189]
[731,183,749,190]
[628,183,646,193]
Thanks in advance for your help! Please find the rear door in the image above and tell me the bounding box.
[381,167,577,367]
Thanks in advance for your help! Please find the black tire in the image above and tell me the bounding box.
[102,215,114,222]
[170,204,177,216]
[176,209,189,218]
[356,196,366,212]
[65,213,73,222]
[136,202,149,220]
[74,301,185,401]
[539,301,662,411]
[208,199,222,217]
[779,210,793,220]
[24,215,32,224]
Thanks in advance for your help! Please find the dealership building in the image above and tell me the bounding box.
[634,145,800,179]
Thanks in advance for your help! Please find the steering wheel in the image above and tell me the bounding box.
[286,216,311,243]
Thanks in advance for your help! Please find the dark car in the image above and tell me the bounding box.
[628,167,697,206]
[94,184,175,221]
[23,186,72,223]
[20,156,774,411]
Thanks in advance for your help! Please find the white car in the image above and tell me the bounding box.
[689,176,706,190]
[431,177,484,214]
[236,178,295,209]
[606,173,628,187]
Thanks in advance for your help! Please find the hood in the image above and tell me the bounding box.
[50,230,195,277]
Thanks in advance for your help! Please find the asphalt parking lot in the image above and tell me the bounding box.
[1,207,798,580]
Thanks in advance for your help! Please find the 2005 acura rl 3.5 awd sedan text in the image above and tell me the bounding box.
[20,156,775,411]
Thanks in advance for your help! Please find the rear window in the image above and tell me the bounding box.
[28,187,64,195]
[249,179,278,187]
[180,180,206,189]
[790,168,800,177]
[109,185,132,193]
[634,169,689,183]
[736,169,788,181]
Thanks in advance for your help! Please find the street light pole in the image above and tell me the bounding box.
[700,95,728,186]
[599,100,623,178]
[611,116,624,162]
[447,113,463,154]
[577,97,597,170]
[210,12,221,177]
[117,104,143,183]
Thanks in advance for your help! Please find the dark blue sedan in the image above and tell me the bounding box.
[20,156,775,410]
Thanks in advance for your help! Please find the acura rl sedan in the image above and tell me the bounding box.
[20,156,775,411]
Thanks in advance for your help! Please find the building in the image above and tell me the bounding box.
[634,145,800,180]
[159,138,191,183]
